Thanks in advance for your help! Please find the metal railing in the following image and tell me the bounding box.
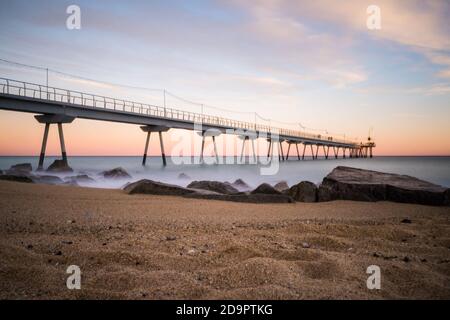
[0,77,358,146]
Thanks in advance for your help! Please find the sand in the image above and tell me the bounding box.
[0,180,449,300]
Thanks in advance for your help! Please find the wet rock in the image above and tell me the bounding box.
[32,175,64,185]
[231,179,251,191]
[177,173,191,180]
[46,160,73,173]
[0,174,34,183]
[273,181,289,192]
[288,181,318,202]
[102,167,131,179]
[251,183,281,195]
[9,163,32,173]
[124,179,198,196]
[318,166,448,206]
[401,218,412,224]
[64,174,95,184]
[187,180,239,194]
[185,192,295,204]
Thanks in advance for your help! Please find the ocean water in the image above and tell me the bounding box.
[0,156,449,189]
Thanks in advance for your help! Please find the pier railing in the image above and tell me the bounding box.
[0,77,357,146]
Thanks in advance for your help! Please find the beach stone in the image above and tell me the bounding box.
[64,174,95,184]
[32,175,64,185]
[0,174,34,183]
[9,163,32,173]
[318,166,448,206]
[273,181,289,192]
[187,180,239,194]
[177,173,191,180]
[124,179,198,196]
[231,179,251,191]
[401,218,412,224]
[251,183,281,195]
[46,160,73,173]
[444,189,450,206]
[185,192,295,204]
[102,167,131,179]
[288,181,318,202]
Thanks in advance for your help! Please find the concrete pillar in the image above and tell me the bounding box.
[142,131,151,166]
[323,145,328,159]
[158,131,167,166]
[240,137,246,163]
[38,123,50,170]
[286,143,291,160]
[279,141,285,161]
[200,134,205,163]
[309,144,314,160]
[315,145,319,159]
[370,146,373,158]
[267,139,272,160]
[296,143,300,160]
[302,144,306,160]
[57,123,68,164]
[251,138,256,163]
[212,136,219,164]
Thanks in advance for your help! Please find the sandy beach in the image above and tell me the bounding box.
[0,180,449,299]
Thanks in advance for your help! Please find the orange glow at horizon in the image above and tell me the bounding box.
[0,111,449,157]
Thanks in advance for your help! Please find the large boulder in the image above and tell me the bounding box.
[187,180,239,194]
[124,179,199,196]
[102,167,130,179]
[0,174,34,183]
[445,189,450,206]
[273,181,289,192]
[46,160,73,173]
[288,181,318,202]
[231,179,251,191]
[318,166,448,206]
[251,183,281,195]
[8,163,32,173]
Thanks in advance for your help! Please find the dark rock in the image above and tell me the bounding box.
[318,166,448,206]
[273,181,289,192]
[102,167,130,179]
[187,180,239,194]
[231,178,251,191]
[32,175,64,185]
[166,236,177,241]
[124,179,198,196]
[288,181,318,202]
[251,183,281,195]
[177,173,191,180]
[9,163,32,173]
[61,240,73,245]
[54,250,62,256]
[185,192,294,204]
[445,189,450,206]
[0,174,34,183]
[64,174,95,184]
[46,160,73,173]
[403,256,410,263]
[401,218,412,224]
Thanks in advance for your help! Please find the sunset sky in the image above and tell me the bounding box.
[0,0,449,156]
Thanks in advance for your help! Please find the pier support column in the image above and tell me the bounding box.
[315,145,319,160]
[141,125,170,166]
[212,136,219,164]
[309,144,314,160]
[159,131,167,166]
[302,144,307,160]
[323,145,329,159]
[57,123,68,164]
[38,123,50,170]
[142,132,151,166]
[296,143,301,160]
[343,148,346,159]
[370,146,373,158]
[267,139,272,160]
[286,143,291,160]
[279,141,285,161]
[35,114,75,170]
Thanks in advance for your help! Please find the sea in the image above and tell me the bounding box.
[0,156,449,189]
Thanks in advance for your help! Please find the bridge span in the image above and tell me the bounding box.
[0,78,375,170]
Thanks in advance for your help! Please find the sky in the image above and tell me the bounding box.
[0,0,449,156]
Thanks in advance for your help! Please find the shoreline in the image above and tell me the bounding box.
[0,180,449,299]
